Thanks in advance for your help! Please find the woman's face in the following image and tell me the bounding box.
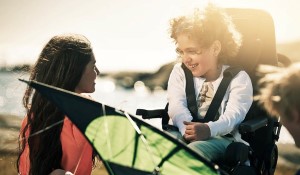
[75,55,100,93]
[279,109,300,148]
[176,34,220,79]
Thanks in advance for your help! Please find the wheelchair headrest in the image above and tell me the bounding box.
[226,8,278,80]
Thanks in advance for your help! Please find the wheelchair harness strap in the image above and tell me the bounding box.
[181,64,242,123]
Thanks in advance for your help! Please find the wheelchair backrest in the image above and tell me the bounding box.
[226,8,280,163]
[226,8,278,85]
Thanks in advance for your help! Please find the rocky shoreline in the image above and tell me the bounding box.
[0,114,299,175]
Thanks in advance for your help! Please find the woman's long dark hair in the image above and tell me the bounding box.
[17,34,94,175]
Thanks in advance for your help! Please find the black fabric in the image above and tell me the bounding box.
[224,142,249,166]
[181,64,198,120]
[231,166,257,175]
[161,103,170,127]
[109,162,153,175]
[182,65,242,123]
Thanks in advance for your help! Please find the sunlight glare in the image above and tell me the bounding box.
[95,78,116,93]
[134,81,150,96]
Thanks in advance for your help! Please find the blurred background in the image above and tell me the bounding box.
[1,0,300,72]
[1,0,300,174]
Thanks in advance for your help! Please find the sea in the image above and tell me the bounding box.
[0,71,294,144]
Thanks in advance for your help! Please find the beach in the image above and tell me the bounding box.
[1,114,299,175]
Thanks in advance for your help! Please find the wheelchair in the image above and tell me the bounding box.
[136,8,291,175]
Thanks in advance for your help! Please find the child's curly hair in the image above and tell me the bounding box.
[170,3,242,64]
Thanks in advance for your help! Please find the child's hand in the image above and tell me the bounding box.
[183,121,211,142]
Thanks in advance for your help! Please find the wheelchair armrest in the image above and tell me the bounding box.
[136,109,167,119]
[239,117,268,134]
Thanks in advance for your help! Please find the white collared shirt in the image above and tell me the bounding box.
[167,63,253,143]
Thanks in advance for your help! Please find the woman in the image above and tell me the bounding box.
[17,34,100,175]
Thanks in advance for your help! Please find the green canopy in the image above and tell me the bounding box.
[20,79,226,175]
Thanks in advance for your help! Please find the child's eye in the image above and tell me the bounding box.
[187,51,197,55]
[187,50,202,55]
[175,49,183,55]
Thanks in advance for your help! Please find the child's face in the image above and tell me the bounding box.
[75,55,100,93]
[176,34,219,79]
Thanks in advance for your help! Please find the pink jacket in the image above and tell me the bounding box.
[19,116,93,175]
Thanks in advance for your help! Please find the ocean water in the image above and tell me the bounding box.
[0,71,28,117]
[0,72,294,144]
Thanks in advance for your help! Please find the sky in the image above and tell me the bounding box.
[1,0,300,72]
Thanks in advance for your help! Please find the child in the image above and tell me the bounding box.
[167,4,253,162]
[17,34,100,175]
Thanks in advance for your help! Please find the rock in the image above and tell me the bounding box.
[104,62,175,90]
[0,114,22,154]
